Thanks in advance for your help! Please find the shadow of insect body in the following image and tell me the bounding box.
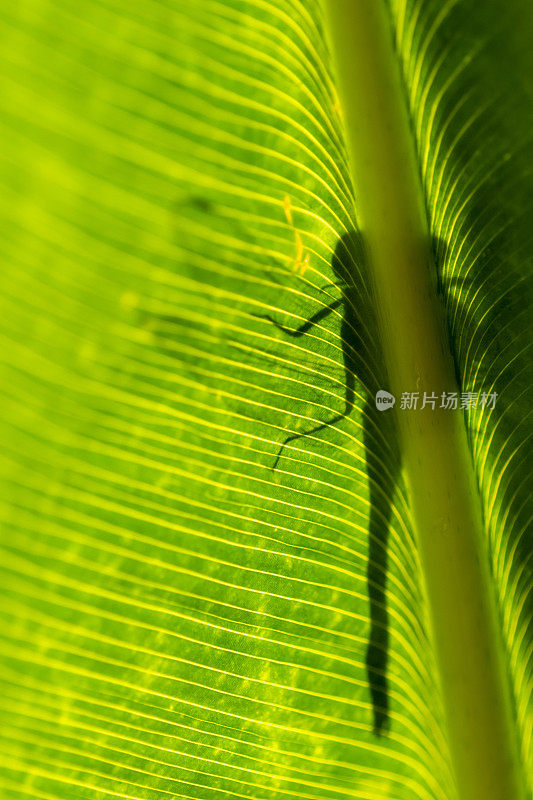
[258,231,401,736]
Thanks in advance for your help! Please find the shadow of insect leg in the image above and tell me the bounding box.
[254,298,343,338]
[273,358,355,468]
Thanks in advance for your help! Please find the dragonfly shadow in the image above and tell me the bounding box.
[259,230,401,735]
[333,231,400,737]
[262,225,533,736]
[147,229,461,736]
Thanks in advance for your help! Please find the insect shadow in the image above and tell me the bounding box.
[256,230,402,736]
[150,226,452,736]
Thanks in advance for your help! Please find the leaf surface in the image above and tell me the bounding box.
[0,2,530,799]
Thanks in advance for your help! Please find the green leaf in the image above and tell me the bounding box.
[0,2,530,800]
